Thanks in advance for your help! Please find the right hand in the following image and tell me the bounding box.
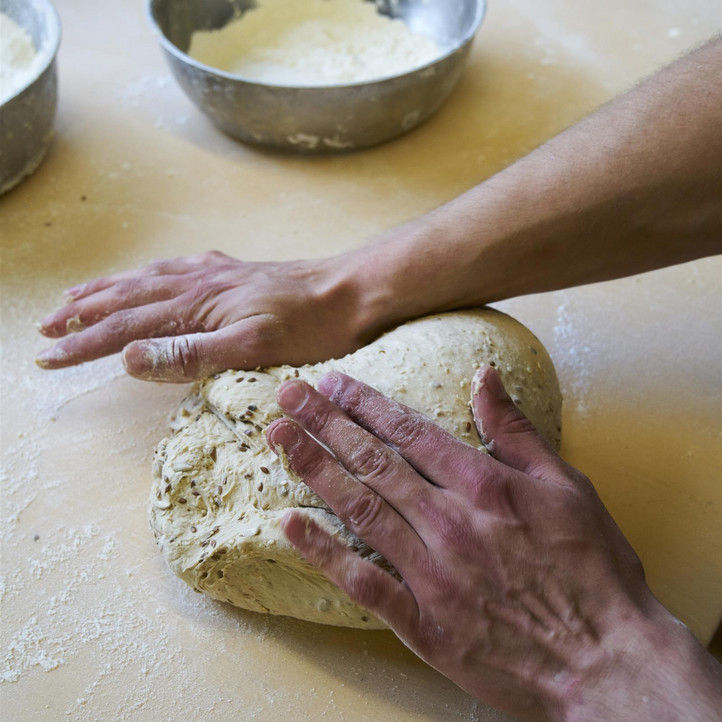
[267,367,722,721]
[36,251,370,382]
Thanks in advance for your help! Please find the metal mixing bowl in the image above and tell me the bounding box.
[0,0,61,195]
[147,0,485,153]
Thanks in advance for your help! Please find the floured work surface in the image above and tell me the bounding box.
[149,309,561,628]
[1,0,720,719]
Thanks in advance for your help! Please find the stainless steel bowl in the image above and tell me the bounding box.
[147,0,485,153]
[0,0,61,195]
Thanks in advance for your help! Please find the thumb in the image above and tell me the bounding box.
[471,365,558,477]
[122,333,212,382]
[122,318,280,382]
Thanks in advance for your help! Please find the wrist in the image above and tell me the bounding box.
[553,596,722,722]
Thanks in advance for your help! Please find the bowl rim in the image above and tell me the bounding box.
[146,0,486,90]
[0,0,62,105]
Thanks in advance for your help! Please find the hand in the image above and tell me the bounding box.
[266,367,722,721]
[36,251,370,382]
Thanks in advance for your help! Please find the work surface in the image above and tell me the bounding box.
[1,0,721,719]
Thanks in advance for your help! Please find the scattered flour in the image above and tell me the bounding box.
[0,12,44,104]
[551,299,594,418]
[188,0,442,85]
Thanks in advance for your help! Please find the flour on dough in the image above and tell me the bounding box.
[149,309,562,628]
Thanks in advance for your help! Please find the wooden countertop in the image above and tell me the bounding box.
[1,0,720,719]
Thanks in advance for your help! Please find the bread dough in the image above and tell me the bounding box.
[149,309,562,628]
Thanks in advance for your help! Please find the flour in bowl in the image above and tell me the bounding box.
[188,0,442,86]
[0,12,44,104]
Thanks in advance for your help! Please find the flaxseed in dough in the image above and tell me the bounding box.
[149,309,562,628]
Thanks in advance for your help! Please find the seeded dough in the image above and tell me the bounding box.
[149,309,562,628]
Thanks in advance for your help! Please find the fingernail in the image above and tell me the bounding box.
[122,341,170,380]
[35,347,68,368]
[267,419,301,453]
[35,350,53,368]
[477,365,509,400]
[318,373,342,399]
[277,380,308,413]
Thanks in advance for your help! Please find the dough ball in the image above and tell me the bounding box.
[149,309,562,628]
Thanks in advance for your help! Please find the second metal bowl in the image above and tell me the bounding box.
[147,0,486,153]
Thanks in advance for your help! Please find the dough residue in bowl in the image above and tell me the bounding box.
[187,0,442,85]
[0,12,44,104]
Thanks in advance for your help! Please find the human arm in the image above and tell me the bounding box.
[265,367,722,721]
[36,37,721,381]
[349,35,722,335]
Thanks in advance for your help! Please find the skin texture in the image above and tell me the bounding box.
[36,37,721,381]
[32,36,722,720]
[36,253,366,382]
[266,369,722,721]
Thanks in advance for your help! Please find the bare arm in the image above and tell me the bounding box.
[351,36,722,337]
[37,38,721,380]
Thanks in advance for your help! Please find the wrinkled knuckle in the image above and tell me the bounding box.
[385,411,426,449]
[176,289,210,330]
[349,443,394,483]
[332,378,367,412]
[107,308,134,334]
[500,407,537,437]
[201,250,227,264]
[309,403,340,435]
[342,490,384,539]
[115,277,144,300]
[169,336,201,378]
[293,445,328,482]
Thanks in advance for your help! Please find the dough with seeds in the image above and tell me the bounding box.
[149,309,562,628]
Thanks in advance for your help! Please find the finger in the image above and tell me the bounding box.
[62,252,231,302]
[39,276,182,338]
[282,511,419,634]
[471,365,560,478]
[317,373,493,491]
[121,315,281,382]
[35,301,194,370]
[275,379,440,526]
[266,418,426,574]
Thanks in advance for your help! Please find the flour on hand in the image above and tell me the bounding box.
[149,309,562,628]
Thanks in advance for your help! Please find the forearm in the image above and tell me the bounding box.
[344,37,721,341]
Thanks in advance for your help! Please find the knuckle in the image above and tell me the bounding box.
[200,250,227,264]
[500,406,537,438]
[331,377,367,410]
[169,336,201,378]
[341,489,384,539]
[349,443,394,483]
[114,277,145,301]
[384,410,427,450]
[104,308,134,334]
[293,444,328,483]
[176,289,210,330]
